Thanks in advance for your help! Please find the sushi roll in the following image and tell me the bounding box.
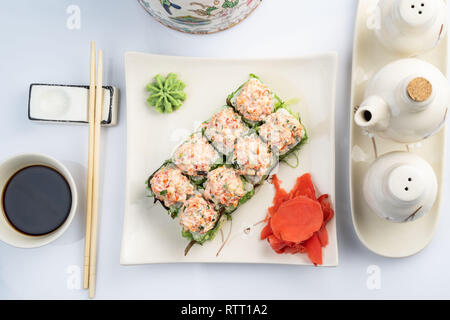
[231,132,277,186]
[179,193,226,245]
[147,161,196,218]
[203,106,249,156]
[203,166,254,214]
[227,74,283,127]
[258,106,307,160]
[172,132,223,185]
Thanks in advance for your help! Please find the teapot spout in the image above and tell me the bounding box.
[354,95,390,132]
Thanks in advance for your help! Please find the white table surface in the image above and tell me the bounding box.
[1,0,449,300]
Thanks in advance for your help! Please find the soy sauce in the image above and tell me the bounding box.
[2,165,72,236]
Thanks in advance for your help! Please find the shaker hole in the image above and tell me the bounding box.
[411,5,415,8]
[421,3,424,6]
[408,178,412,182]
[363,110,372,122]
[405,187,409,191]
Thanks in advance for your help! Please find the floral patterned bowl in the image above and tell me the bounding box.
[138,0,262,34]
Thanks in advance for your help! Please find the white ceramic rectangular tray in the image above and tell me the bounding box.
[121,52,338,266]
[349,0,448,258]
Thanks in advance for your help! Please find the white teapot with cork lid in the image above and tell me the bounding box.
[374,0,448,55]
[354,58,449,143]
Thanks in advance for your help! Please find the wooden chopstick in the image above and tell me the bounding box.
[83,41,96,290]
[88,49,103,299]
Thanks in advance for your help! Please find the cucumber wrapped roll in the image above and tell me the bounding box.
[147,161,196,218]
[203,106,249,156]
[231,132,278,186]
[258,106,308,162]
[179,193,226,245]
[227,74,283,127]
[172,132,223,186]
[203,166,254,215]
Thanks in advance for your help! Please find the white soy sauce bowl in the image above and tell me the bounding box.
[0,153,78,248]
[363,151,437,223]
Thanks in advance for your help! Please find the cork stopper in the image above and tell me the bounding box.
[407,77,432,102]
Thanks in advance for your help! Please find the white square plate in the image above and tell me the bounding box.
[121,52,338,266]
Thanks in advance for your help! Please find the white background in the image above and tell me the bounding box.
[0,0,449,299]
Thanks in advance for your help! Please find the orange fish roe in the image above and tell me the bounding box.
[204,107,248,154]
[179,194,219,234]
[203,166,246,208]
[234,78,274,122]
[150,165,195,207]
[259,108,305,155]
[233,134,273,177]
[173,132,219,176]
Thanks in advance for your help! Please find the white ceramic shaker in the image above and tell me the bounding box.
[363,151,437,222]
[354,58,450,143]
[374,0,448,55]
